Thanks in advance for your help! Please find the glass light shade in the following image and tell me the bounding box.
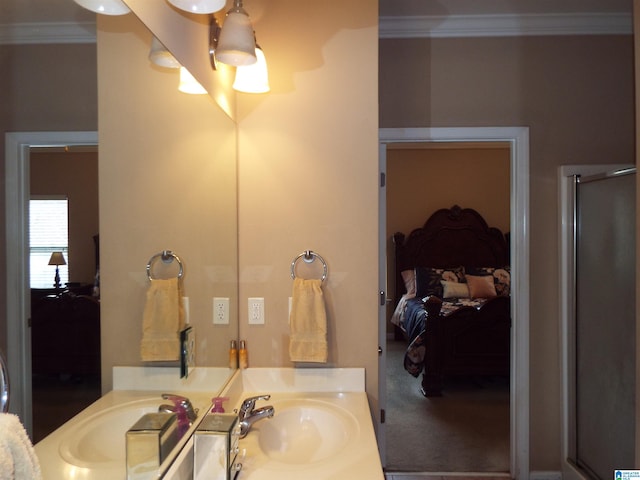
[178,67,207,94]
[48,252,67,266]
[216,11,257,66]
[233,47,270,93]
[149,37,181,69]
[73,0,131,15]
[167,0,226,14]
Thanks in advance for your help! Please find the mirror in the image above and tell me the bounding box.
[96,11,238,389]
[5,4,239,477]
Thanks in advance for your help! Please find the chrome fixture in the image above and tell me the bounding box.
[238,394,274,438]
[160,393,199,423]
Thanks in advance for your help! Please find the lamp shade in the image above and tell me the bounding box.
[149,36,181,69]
[178,67,207,94]
[167,0,226,14]
[233,46,270,93]
[73,0,131,15]
[216,9,257,66]
[48,252,66,266]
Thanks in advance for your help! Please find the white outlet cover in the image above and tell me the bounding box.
[213,297,229,325]
[248,297,265,325]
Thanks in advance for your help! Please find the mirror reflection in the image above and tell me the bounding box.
[3,0,239,458]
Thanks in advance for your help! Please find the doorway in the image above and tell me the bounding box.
[378,127,530,478]
[5,131,99,438]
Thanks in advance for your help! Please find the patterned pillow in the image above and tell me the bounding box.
[440,280,470,299]
[415,266,465,298]
[465,266,510,296]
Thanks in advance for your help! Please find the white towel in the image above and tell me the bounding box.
[289,278,328,363]
[0,414,42,480]
[140,277,184,362]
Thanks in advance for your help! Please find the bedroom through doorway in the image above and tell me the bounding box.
[385,142,510,473]
[377,126,530,477]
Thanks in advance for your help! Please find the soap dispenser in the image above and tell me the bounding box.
[211,397,229,413]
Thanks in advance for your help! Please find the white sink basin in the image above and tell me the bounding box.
[255,398,359,464]
[58,398,162,468]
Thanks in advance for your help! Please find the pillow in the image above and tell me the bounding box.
[466,266,511,296]
[440,280,470,299]
[466,274,497,298]
[415,266,465,298]
[401,269,416,295]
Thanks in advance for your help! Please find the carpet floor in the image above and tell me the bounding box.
[385,340,510,473]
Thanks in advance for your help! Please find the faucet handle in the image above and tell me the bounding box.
[240,394,271,414]
[161,393,198,422]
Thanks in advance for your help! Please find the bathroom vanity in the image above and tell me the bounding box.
[34,367,384,479]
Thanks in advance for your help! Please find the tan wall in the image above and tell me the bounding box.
[386,145,511,239]
[0,43,97,355]
[97,13,238,391]
[380,35,635,470]
[30,151,99,285]
[235,0,379,409]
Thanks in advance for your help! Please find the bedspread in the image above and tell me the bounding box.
[402,296,489,377]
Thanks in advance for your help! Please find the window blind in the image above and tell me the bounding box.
[30,198,69,288]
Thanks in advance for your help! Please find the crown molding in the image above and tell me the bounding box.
[379,12,632,38]
[0,22,96,45]
[0,12,632,45]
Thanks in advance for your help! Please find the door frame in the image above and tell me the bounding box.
[5,130,98,436]
[379,126,530,479]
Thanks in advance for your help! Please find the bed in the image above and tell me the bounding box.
[391,205,511,397]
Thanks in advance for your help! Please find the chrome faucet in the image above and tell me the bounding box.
[160,393,198,423]
[238,394,274,438]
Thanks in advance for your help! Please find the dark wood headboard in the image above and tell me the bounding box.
[393,205,509,299]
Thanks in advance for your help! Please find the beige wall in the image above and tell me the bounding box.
[30,151,99,285]
[0,43,97,355]
[235,0,379,406]
[386,145,511,238]
[380,35,635,470]
[97,13,238,391]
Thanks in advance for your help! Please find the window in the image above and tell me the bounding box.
[30,198,69,288]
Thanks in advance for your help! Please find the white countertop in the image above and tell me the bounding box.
[33,367,384,480]
[206,368,384,480]
[34,366,230,480]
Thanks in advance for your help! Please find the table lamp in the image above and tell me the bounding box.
[48,252,66,289]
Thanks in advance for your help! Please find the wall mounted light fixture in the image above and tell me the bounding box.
[149,36,181,69]
[167,0,226,14]
[215,0,257,67]
[178,67,208,94]
[73,0,131,15]
[233,44,270,93]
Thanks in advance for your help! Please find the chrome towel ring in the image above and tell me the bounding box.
[290,250,328,283]
[146,250,184,281]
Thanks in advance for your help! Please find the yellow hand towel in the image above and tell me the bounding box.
[289,278,328,363]
[140,277,184,362]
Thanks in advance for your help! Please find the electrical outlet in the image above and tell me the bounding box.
[213,297,229,325]
[248,297,265,325]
